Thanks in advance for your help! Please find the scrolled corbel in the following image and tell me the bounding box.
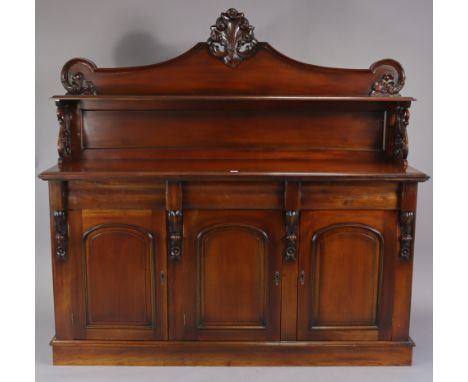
[55,100,72,162]
[53,210,68,259]
[394,105,410,167]
[399,211,414,261]
[285,210,299,261]
[167,210,183,261]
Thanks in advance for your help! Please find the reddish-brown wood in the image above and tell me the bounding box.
[298,211,395,341]
[392,183,418,339]
[48,181,74,339]
[172,210,283,341]
[281,182,301,340]
[40,160,428,182]
[58,43,404,97]
[51,339,414,366]
[70,209,167,340]
[39,7,429,366]
[81,108,385,151]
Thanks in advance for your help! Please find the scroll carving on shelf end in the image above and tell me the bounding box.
[285,210,299,261]
[62,72,97,95]
[369,59,406,96]
[207,8,258,68]
[399,211,414,260]
[60,58,97,95]
[167,210,183,261]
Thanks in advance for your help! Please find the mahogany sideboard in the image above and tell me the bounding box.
[39,8,429,366]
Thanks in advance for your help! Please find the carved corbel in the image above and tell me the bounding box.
[285,210,299,261]
[207,8,258,68]
[53,210,68,259]
[399,211,414,261]
[56,101,72,162]
[167,210,183,261]
[395,106,410,167]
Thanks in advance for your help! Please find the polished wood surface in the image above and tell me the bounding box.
[172,210,282,341]
[58,43,404,96]
[39,7,429,366]
[81,108,385,152]
[39,159,428,181]
[69,209,168,340]
[298,211,396,341]
[51,339,414,366]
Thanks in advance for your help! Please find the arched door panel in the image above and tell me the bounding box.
[298,211,396,341]
[172,210,282,341]
[73,209,167,340]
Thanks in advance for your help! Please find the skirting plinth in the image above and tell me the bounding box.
[51,338,414,366]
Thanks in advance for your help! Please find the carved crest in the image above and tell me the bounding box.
[207,8,258,68]
[395,106,410,166]
[62,71,97,95]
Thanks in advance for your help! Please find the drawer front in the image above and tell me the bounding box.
[68,181,398,211]
[301,182,399,210]
[68,181,166,209]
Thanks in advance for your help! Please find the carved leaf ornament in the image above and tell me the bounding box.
[207,8,258,68]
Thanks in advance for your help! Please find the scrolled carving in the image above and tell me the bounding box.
[370,59,405,96]
[55,101,72,162]
[54,210,68,259]
[167,210,183,261]
[399,211,414,261]
[62,71,97,95]
[60,58,97,95]
[207,8,258,68]
[285,210,299,261]
[395,106,410,166]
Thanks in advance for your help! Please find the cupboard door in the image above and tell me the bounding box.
[297,211,396,341]
[73,209,167,340]
[171,210,282,340]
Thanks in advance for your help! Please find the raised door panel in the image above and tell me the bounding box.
[198,225,268,328]
[171,210,282,340]
[74,209,167,340]
[83,225,153,327]
[298,211,396,341]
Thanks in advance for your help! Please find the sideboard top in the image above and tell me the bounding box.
[57,8,408,98]
[39,159,429,182]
